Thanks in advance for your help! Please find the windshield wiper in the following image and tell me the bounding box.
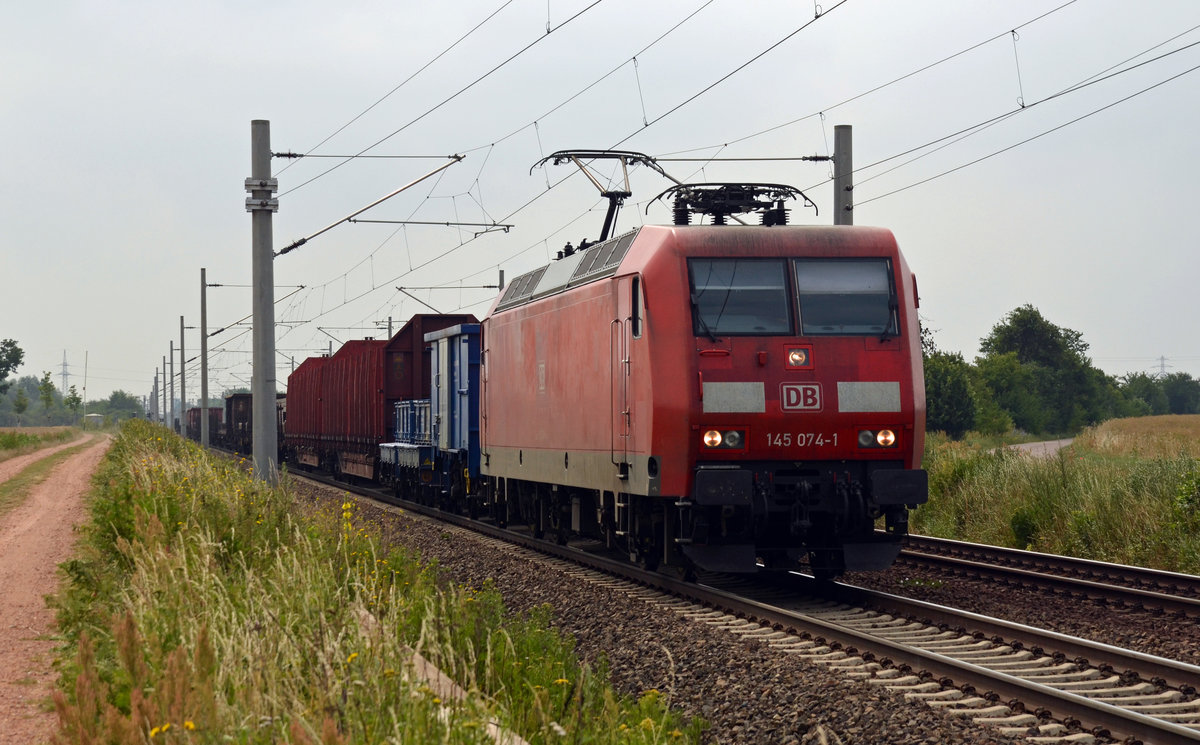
[691,296,720,342]
[878,302,899,342]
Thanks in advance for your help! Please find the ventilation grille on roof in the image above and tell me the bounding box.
[492,229,640,314]
[570,230,636,285]
[494,266,547,311]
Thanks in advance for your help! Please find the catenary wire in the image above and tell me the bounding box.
[278,0,608,198]
[653,0,1080,158]
[274,0,516,178]
[844,36,1200,190]
[855,60,1200,206]
[226,3,1182,381]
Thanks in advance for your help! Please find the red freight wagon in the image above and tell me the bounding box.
[320,339,387,479]
[184,407,223,442]
[283,355,330,468]
[285,314,477,480]
[385,314,475,401]
[224,393,253,454]
[222,392,286,458]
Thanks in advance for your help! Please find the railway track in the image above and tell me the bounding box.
[296,471,1200,744]
[898,535,1200,619]
[768,578,1200,744]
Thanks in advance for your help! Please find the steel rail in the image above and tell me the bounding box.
[901,535,1200,618]
[719,582,1200,745]
[907,534,1200,595]
[822,581,1200,693]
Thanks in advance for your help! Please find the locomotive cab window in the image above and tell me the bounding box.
[631,275,643,339]
[793,259,898,336]
[688,259,791,336]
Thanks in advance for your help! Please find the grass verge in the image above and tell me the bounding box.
[0,436,97,520]
[913,420,1200,573]
[50,419,705,744]
[0,427,80,464]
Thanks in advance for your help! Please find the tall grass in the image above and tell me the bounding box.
[913,422,1200,573]
[1072,415,1200,459]
[52,420,704,744]
[0,436,98,519]
[0,426,78,461]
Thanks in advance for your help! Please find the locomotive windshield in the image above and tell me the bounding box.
[689,259,791,335]
[794,259,897,336]
[688,257,898,337]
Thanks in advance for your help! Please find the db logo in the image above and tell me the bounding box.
[781,383,821,412]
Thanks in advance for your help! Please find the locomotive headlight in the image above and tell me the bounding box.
[786,347,811,368]
[857,429,899,448]
[702,429,746,449]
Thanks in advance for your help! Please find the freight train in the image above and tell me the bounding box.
[186,393,286,457]
[184,406,223,442]
[282,178,929,579]
[283,315,475,478]
[221,392,286,457]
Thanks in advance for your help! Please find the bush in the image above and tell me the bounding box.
[915,426,1200,573]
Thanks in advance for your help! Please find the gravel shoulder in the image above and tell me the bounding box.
[295,481,1022,744]
[0,436,110,745]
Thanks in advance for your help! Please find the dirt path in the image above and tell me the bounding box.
[0,436,110,745]
[1011,438,1074,457]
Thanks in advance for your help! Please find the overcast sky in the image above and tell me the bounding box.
[3,0,1198,405]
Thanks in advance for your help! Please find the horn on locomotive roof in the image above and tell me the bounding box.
[648,183,817,226]
[532,150,671,244]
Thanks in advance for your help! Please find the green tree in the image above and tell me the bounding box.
[1120,372,1167,415]
[924,351,976,438]
[64,384,83,419]
[95,390,143,422]
[13,387,29,425]
[967,369,1014,435]
[38,371,57,422]
[919,321,939,358]
[0,339,23,395]
[979,304,1088,369]
[977,305,1128,434]
[975,351,1049,433]
[1161,372,1200,415]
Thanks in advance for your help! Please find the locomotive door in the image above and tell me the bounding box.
[611,275,640,476]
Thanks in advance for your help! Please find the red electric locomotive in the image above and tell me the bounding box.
[479,180,927,578]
